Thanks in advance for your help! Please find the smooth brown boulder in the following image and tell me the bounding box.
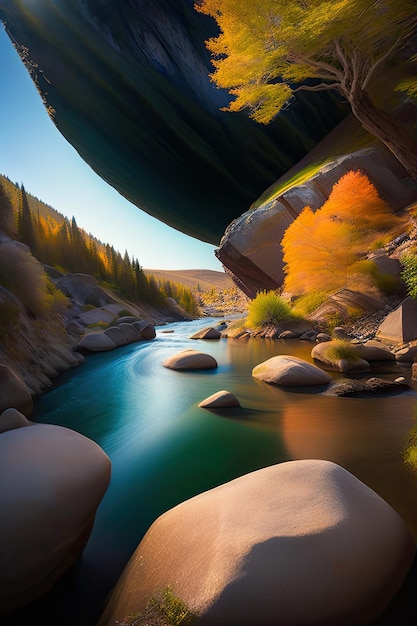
[162,349,217,370]
[354,340,395,361]
[252,355,331,386]
[78,332,117,352]
[376,297,417,343]
[311,341,370,373]
[104,326,129,347]
[117,323,142,343]
[0,423,111,614]
[98,460,415,626]
[0,408,32,433]
[133,321,156,339]
[190,327,222,340]
[198,390,240,408]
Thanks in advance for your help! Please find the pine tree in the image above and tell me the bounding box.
[0,182,15,236]
[17,185,37,252]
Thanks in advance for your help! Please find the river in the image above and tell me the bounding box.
[6,317,417,626]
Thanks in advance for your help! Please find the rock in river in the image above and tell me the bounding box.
[97,459,415,626]
[252,355,331,387]
[0,423,111,615]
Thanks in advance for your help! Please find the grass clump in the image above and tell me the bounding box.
[404,427,417,472]
[401,253,417,300]
[324,340,361,362]
[118,586,198,626]
[246,290,294,328]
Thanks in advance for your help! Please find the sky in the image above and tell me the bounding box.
[0,25,224,271]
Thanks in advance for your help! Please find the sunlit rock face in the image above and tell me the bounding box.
[217,146,417,297]
[0,0,347,244]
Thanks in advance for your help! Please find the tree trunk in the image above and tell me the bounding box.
[349,88,417,182]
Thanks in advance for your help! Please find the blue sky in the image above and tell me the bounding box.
[0,25,224,271]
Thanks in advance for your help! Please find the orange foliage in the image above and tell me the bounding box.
[281,170,405,296]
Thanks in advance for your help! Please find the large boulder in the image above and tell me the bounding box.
[311,341,371,373]
[252,355,331,386]
[353,339,395,361]
[117,323,142,343]
[133,321,156,340]
[190,326,222,340]
[376,297,417,343]
[55,273,114,307]
[78,332,117,352]
[0,365,33,417]
[104,326,129,347]
[162,349,217,370]
[0,423,111,614]
[97,460,415,626]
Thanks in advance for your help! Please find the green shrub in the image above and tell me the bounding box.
[404,427,417,471]
[324,340,361,362]
[246,290,292,328]
[401,253,417,299]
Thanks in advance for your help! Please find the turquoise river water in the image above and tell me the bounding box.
[5,316,417,626]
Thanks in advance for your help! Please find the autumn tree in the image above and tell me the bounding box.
[281,170,405,295]
[195,0,417,179]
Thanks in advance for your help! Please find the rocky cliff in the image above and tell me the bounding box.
[0,0,347,244]
[216,141,417,298]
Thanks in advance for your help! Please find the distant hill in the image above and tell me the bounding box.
[144,269,234,292]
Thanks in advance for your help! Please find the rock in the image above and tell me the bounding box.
[190,327,222,339]
[198,390,240,408]
[376,297,417,343]
[97,460,415,626]
[22,372,51,396]
[0,423,111,614]
[394,342,417,362]
[48,343,81,368]
[316,332,332,342]
[79,307,115,326]
[116,315,139,325]
[117,323,142,343]
[104,326,129,347]
[133,321,156,339]
[56,272,114,307]
[0,408,32,433]
[324,377,410,397]
[332,326,349,339]
[78,332,117,352]
[252,355,331,386]
[278,329,299,339]
[411,362,417,381]
[162,350,217,370]
[354,340,395,361]
[300,330,317,341]
[311,341,370,373]
[216,148,417,296]
[0,365,33,417]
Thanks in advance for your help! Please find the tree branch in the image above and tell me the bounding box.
[290,52,344,82]
[294,82,342,93]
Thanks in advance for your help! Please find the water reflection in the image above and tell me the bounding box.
[22,318,417,625]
